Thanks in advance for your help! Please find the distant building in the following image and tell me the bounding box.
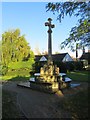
[80,52,90,64]
[79,51,90,69]
[35,53,73,62]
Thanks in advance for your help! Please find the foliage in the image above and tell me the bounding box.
[0,65,8,75]
[61,20,90,51]
[54,61,67,73]
[1,29,35,75]
[54,61,83,72]
[8,58,34,70]
[46,1,90,51]
[46,1,89,22]
[34,61,47,73]
[34,61,84,73]
[74,61,83,70]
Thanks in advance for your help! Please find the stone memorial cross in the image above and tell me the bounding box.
[45,18,55,61]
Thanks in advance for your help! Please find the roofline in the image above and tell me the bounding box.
[35,53,68,56]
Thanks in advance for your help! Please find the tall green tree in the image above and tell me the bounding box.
[1,29,34,73]
[46,1,90,51]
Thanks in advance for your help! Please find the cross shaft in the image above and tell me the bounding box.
[45,18,55,61]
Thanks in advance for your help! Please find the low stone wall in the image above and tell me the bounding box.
[30,81,59,93]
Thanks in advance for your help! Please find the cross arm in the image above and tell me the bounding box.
[51,24,55,28]
[45,22,49,26]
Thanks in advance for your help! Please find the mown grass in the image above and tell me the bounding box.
[67,70,89,82]
[1,70,89,82]
[0,69,30,81]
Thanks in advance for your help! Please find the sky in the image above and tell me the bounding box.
[1,1,86,57]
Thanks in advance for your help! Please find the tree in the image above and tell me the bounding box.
[34,45,41,55]
[1,29,35,74]
[60,19,90,51]
[46,1,90,51]
[42,51,48,55]
[55,51,60,54]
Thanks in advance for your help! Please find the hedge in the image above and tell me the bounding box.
[34,61,84,73]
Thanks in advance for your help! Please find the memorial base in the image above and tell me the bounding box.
[30,81,59,93]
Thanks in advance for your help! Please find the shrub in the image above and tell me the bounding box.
[34,61,83,74]
[34,61,47,73]
[74,61,83,70]
[65,62,74,71]
[1,65,8,75]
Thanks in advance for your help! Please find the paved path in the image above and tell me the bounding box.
[2,81,71,118]
[2,81,88,118]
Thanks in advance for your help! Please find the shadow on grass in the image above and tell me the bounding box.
[2,75,30,83]
[8,76,30,82]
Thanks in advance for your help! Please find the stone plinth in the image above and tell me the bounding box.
[30,60,60,92]
[39,61,59,83]
[30,60,72,93]
[30,81,58,93]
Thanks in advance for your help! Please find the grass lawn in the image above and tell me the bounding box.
[1,70,89,82]
[0,69,30,81]
[67,70,89,82]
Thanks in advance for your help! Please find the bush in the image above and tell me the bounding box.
[65,62,75,71]
[34,61,83,74]
[1,65,8,75]
[74,61,83,70]
[34,61,47,73]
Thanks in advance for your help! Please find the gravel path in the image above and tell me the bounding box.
[2,81,87,118]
